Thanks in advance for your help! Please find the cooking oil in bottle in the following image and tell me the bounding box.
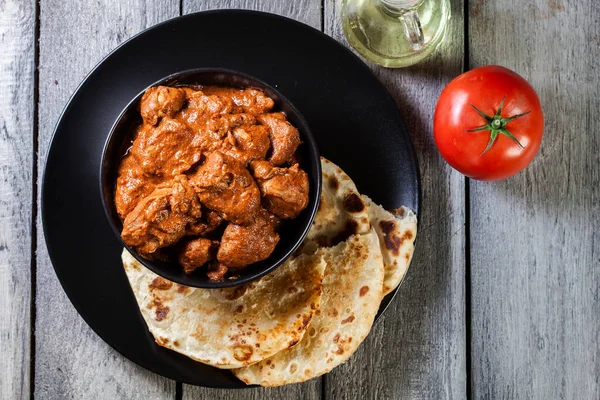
[342,0,450,68]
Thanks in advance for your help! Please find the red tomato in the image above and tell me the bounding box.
[433,65,544,181]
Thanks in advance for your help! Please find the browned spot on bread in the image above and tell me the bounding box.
[320,327,329,333]
[290,363,298,373]
[191,325,204,341]
[331,220,359,246]
[173,340,180,346]
[405,252,411,262]
[224,285,248,300]
[328,177,339,191]
[383,284,390,293]
[392,207,406,217]
[302,315,311,327]
[233,345,254,362]
[343,193,365,213]
[335,345,345,355]
[149,277,173,290]
[288,338,299,347]
[333,333,340,343]
[266,360,272,365]
[235,305,244,313]
[154,301,170,321]
[341,314,355,324]
[404,230,414,240]
[360,286,370,296]
[315,309,321,316]
[288,286,298,294]
[176,284,190,293]
[156,336,169,346]
[332,309,339,317]
[379,220,401,256]
[270,364,275,369]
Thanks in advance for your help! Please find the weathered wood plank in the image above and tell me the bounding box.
[181,0,321,397]
[35,1,179,399]
[0,1,35,399]
[469,0,600,398]
[323,0,467,398]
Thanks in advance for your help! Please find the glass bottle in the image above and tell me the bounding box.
[342,0,450,68]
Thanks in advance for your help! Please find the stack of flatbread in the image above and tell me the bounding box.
[122,157,417,386]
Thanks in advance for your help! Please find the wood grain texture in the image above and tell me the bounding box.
[323,0,466,398]
[0,1,35,399]
[35,1,178,399]
[181,0,321,397]
[469,0,600,398]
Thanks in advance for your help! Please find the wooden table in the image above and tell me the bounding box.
[2,0,598,398]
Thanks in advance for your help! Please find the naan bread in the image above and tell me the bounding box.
[362,196,418,295]
[302,157,418,296]
[302,157,371,254]
[233,230,384,386]
[122,249,326,369]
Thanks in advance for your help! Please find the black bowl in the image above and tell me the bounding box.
[100,68,321,288]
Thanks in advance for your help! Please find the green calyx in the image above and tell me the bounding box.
[465,96,529,155]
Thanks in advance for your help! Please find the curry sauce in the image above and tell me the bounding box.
[115,85,309,279]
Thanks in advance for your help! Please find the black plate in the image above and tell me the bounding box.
[42,10,419,388]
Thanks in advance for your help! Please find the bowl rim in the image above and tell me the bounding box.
[99,67,322,288]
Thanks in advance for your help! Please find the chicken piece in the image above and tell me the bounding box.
[140,86,186,126]
[185,209,224,236]
[206,262,228,281]
[178,238,218,273]
[257,113,301,166]
[188,114,264,158]
[251,161,309,219]
[114,155,159,219]
[131,118,202,176]
[202,87,274,114]
[189,152,261,224]
[217,209,280,268]
[121,176,202,256]
[184,89,241,116]
[222,124,271,165]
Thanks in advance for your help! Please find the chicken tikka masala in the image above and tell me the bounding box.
[115,85,309,280]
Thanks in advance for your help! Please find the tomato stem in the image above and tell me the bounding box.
[464,97,529,155]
